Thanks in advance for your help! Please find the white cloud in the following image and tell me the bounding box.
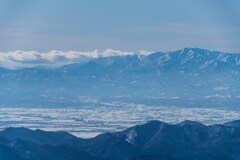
[0,49,153,68]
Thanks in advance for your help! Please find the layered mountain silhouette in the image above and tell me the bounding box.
[0,120,239,160]
[0,48,239,108]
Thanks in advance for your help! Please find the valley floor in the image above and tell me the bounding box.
[0,103,239,138]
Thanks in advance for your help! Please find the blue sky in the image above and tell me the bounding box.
[0,0,240,52]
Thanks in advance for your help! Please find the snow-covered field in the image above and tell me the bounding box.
[0,103,239,138]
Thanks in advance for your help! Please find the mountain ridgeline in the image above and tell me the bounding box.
[0,48,240,108]
[0,120,239,160]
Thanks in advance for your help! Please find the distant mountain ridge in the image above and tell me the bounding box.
[1,48,240,70]
[0,48,239,108]
[0,119,239,160]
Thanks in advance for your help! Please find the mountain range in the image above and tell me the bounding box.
[0,120,239,160]
[0,48,239,108]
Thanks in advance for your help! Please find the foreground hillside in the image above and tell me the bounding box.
[0,120,239,160]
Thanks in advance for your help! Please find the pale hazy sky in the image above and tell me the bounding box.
[0,0,240,52]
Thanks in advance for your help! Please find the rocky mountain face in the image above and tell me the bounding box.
[0,120,239,160]
[0,48,240,108]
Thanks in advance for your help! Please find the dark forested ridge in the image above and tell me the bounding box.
[0,120,239,160]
